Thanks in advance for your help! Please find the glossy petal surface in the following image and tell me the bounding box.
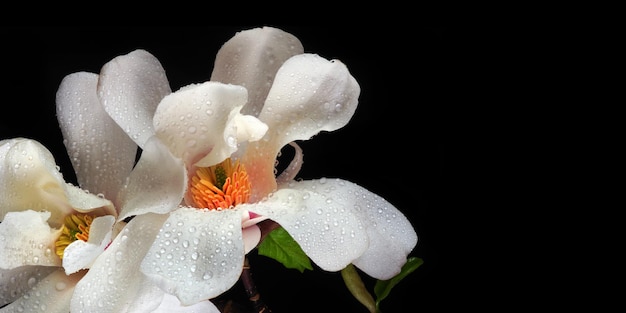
[141,208,244,305]
[98,49,171,148]
[56,71,137,203]
[211,26,304,117]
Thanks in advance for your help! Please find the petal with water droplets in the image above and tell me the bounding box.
[98,49,172,149]
[244,180,369,272]
[0,138,71,226]
[153,81,267,167]
[0,265,57,306]
[259,53,360,146]
[71,213,168,313]
[56,71,138,202]
[117,137,186,221]
[0,210,62,269]
[211,26,304,117]
[141,208,244,305]
[62,215,115,274]
[0,268,81,313]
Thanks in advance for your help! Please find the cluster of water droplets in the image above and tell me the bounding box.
[142,208,244,301]
[0,269,70,312]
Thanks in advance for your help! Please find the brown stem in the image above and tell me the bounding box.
[241,256,271,313]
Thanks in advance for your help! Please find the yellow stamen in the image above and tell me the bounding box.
[189,158,251,210]
[55,213,94,259]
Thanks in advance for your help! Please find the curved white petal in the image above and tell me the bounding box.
[242,181,369,272]
[259,53,360,146]
[211,26,304,117]
[141,208,244,305]
[121,281,164,313]
[0,210,61,269]
[117,137,186,221]
[62,215,114,274]
[70,213,168,313]
[0,265,57,306]
[153,81,267,167]
[64,183,117,218]
[56,72,138,203]
[152,294,220,313]
[0,268,81,313]
[0,138,71,227]
[98,49,172,148]
[283,178,418,279]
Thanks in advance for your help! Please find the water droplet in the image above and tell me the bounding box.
[55,282,66,291]
[203,271,213,280]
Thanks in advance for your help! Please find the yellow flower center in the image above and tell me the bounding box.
[55,213,94,259]
[189,158,251,210]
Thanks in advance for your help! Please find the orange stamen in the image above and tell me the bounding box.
[55,213,94,259]
[189,159,251,210]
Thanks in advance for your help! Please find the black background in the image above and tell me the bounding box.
[1,26,462,312]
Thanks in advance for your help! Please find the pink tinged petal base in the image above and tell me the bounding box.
[141,208,245,305]
[70,213,168,313]
[0,138,71,227]
[243,182,370,272]
[286,178,418,280]
[62,215,115,274]
[0,210,62,269]
[0,268,82,313]
[56,72,138,203]
[0,265,57,306]
[98,49,172,149]
[117,137,186,221]
[153,81,267,168]
[211,26,304,117]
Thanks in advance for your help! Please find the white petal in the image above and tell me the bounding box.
[341,182,418,280]
[65,183,117,218]
[0,210,61,269]
[62,215,114,274]
[0,268,81,313]
[259,53,360,146]
[0,265,57,306]
[70,213,168,313]
[98,49,172,148]
[281,178,418,279]
[152,294,221,313]
[117,137,186,221]
[141,208,244,305]
[243,181,369,272]
[0,138,71,227]
[153,81,267,167]
[211,26,304,117]
[56,72,138,203]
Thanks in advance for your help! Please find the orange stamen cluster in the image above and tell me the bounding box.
[55,213,94,259]
[189,158,251,210]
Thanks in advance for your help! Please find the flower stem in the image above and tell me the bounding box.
[242,256,271,313]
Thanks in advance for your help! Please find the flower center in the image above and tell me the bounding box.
[189,158,251,210]
[55,213,94,259]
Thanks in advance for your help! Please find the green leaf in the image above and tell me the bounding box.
[374,257,424,312]
[257,226,313,273]
[341,264,376,313]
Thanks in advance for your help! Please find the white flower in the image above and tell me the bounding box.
[0,53,219,312]
[44,26,418,307]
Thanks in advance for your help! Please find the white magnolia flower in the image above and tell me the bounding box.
[45,26,418,307]
[0,50,221,312]
[0,138,217,313]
